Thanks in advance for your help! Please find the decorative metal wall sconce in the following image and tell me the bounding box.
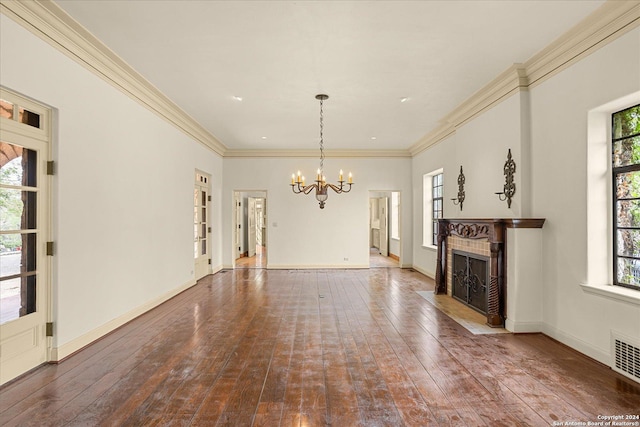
[495,148,516,208]
[451,165,465,210]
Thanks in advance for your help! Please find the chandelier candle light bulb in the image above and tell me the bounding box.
[289,94,354,209]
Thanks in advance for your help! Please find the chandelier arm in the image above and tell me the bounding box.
[324,183,343,194]
[301,184,318,195]
[325,183,354,194]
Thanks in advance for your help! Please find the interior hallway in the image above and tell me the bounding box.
[235,245,267,269]
[1,269,638,426]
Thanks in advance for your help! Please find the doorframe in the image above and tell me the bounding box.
[0,87,53,383]
[231,190,268,269]
[368,190,402,267]
[194,169,211,280]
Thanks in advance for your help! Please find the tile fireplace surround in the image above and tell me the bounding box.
[435,218,545,327]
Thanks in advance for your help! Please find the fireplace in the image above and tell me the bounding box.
[435,218,545,328]
[452,250,489,314]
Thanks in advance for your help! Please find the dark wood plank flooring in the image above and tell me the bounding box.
[1,269,638,426]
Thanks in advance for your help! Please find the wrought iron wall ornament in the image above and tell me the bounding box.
[451,165,465,210]
[495,148,516,208]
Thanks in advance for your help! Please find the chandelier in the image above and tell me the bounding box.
[290,94,353,209]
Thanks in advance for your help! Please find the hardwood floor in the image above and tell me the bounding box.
[1,269,638,426]
[369,247,399,268]
[235,246,267,269]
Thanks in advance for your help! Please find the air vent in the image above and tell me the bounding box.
[612,331,640,384]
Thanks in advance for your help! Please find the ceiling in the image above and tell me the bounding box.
[55,0,605,152]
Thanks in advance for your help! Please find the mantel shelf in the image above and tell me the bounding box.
[441,218,546,229]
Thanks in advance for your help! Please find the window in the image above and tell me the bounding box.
[390,192,400,240]
[432,173,443,245]
[612,104,640,290]
[0,98,41,129]
[423,169,443,247]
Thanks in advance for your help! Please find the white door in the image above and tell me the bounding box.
[194,171,211,280]
[248,197,257,258]
[0,91,51,385]
[234,194,242,259]
[379,197,389,257]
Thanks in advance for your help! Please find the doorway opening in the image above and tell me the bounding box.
[233,191,267,269]
[369,191,401,268]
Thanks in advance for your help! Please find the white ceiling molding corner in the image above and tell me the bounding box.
[0,0,228,156]
[524,0,640,89]
[409,0,639,157]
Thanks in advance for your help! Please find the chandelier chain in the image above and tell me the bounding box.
[319,96,324,173]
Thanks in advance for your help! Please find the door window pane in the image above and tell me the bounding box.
[0,99,14,119]
[0,233,37,324]
[0,142,37,187]
[0,190,37,231]
[18,108,40,128]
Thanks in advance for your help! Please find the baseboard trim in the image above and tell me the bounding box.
[411,264,435,279]
[541,323,610,366]
[266,264,369,270]
[389,253,400,261]
[52,278,197,362]
[505,319,543,333]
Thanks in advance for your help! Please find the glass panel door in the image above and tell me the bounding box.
[0,140,48,384]
[194,171,210,280]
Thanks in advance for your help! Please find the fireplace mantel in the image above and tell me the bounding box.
[435,218,545,327]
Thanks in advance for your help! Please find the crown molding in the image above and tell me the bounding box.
[409,122,456,157]
[0,0,227,156]
[224,149,412,158]
[2,1,638,160]
[524,0,640,88]
[410,0,640,157]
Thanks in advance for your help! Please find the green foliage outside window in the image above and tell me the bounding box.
[613,104,640,289]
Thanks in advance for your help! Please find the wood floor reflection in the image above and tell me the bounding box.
[235,245,267,269]
[1,269,638,426]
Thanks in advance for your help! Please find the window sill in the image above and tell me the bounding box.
[422,244,437,251]
[580,283,640,306]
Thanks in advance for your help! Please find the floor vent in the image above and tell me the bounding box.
[612,331,640,384]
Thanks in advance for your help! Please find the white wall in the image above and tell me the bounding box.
[223,157,412,268]
[412,26,640,364]
[0,15,223,358]
[530,27,640,363]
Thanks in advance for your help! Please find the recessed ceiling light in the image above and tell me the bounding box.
[371,136,377,140]
[232,96,243,101]
[261,136,267,140]
[400,97,409,103]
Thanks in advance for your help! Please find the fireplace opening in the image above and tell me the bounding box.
[452,250,489,314]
